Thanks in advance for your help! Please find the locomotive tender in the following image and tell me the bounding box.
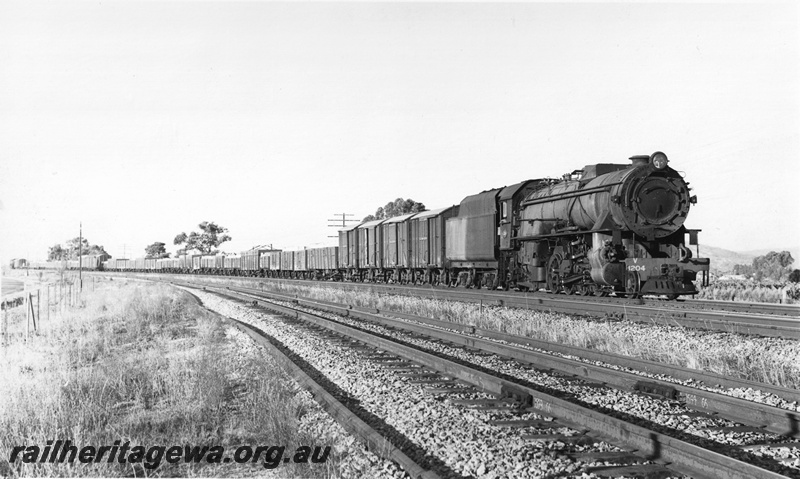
[52,151,709,298]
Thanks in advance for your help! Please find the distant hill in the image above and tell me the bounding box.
[700,245,755,274]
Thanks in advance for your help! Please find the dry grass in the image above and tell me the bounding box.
[0,280,339,477]
[697,280,800,304]
[256,281,800,390]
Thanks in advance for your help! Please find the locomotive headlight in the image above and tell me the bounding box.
[651,151,669,169]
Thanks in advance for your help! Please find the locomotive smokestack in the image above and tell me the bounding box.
[629,155,649,168]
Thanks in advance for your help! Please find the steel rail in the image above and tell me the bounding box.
[436,288,800,319]
[354,282,800,339]
[468,289,800,319]
[372,282,799,319]
[675,298,799,318]
[197,283,789,479]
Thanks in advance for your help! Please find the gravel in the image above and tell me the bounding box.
[190,289,645,479]
[265,293,800,477]
[222,315,410,479]
[335,303,800,415]
[190,287,800,478]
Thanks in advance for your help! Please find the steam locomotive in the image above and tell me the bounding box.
[56,151,711,298]
[447,151,709,297]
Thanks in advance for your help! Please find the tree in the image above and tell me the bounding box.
[47,244,66,261]
[145,242,170,259]
[363,198,426,221]
[789,269,800,283]
[48,238,108,260]
[65,237,109,259]
[732,263,753,277]
[174,221,231,255]
[752,251,794,282]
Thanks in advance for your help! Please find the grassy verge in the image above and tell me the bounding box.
[256,281,800,390]
[697,280,800,304]
[0,280,339,477]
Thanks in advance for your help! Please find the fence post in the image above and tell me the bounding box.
[2,304,7,347]
[37,290,40,329]
[26,293,30,340]
[30,293,37,332]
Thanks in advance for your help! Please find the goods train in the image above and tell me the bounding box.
[26,255,109,272]
[29,152,710,298]
[8,258,28,269]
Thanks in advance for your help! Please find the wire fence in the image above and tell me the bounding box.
[1,275,100,346]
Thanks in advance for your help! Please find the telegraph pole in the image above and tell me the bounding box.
[327,213,359,238]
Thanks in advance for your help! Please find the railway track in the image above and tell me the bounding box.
[348,284,800,319]
[226,282,800,416]
[330,282,800,336]
[671,298,799,318]
[390,286,800,339]
[99,272,800,339]
[172,274,800,338]
[175,278,799,478]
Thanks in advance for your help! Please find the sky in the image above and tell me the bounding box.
[1,1,798,262]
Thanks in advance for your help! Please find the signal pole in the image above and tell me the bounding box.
[327,213,359,238]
